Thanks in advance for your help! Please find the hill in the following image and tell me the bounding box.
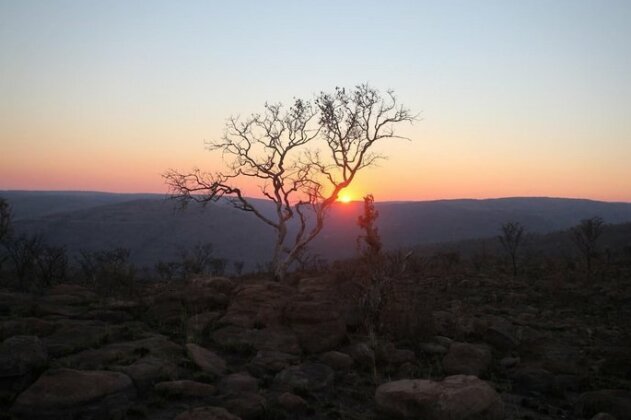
[3,191,631,270]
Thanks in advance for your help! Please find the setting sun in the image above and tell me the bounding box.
[338,193,352,203]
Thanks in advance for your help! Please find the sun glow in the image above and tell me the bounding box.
[338,193,352,203]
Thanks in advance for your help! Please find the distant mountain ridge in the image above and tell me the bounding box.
[2,191,631,270]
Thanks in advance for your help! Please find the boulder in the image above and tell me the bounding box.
[187,343,227,377]
[220,282,295,328]
[0,317,57,341]
[219,372,258,394]
[320,351,354,370]
[118,355,178,393]
[213,326,301,355]
[375,375,503,420]
[284,300,346,353]
[42,321,110,357]
[222,392,266,419]
[11,368,136,419]
[278,392,308,413]
[576,389,631,420]
[187,311,222,340]
[274,362,334,392]
[0,335,48,400]
[0,335,48,378]
[442,342,492,377]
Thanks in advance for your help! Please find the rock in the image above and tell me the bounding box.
[278,392,308,413]
[443,342,492,377]
[0,317,57,341]
[320,351,354,370]
[376,342,416,365]
[187,311,222,340]
[155,380,216,398]
[0,335,48,400]
[54,335,182,370]
[11,368,136,419]
[484,316,518,351]
[248,350,299,376]
[213,325,301,355]
[42,321,110,357]
[79,309,133,324]
[343,342,375,368]
[175,406,241,420]
[219,372,258,394]
[187,343,227,377]
[284,300,346,353]
[375,375,503,420]
[0,335,48,378]
[510,366,556,395]
[222,392,266,419]
[274,362,334,392]
[220,281,295,328]
[118,355,178,393]
[500,356,520,369]
[577,390,631,420]
[591,413,618,420]
[419,342,448,355]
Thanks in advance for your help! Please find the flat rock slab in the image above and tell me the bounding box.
[375,375,504,420]
[187,343,227,377]
[11,368,136,420]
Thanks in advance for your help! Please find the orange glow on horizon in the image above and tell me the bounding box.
[337,192,353,203]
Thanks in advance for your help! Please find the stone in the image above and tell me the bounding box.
[219,372,258,394]
[500,356,520,369]
[278,392,308,412]
[510,366,556,395]
[213,325,301,355]
[222,392,266,419]
[11,368,136,419]
[274,362,334,392]
[54,335,182,370]
[0,317,57,341]
[187,343,227,377]
[248,350,299,376]
[155,380,216,398]
[419,342,448,355]
[375,375,504,420]
[187,311,222,340]
[343,342,375,368]
[191,276,236,295]
[320,351,354,370]
[284,300,346,353]
[576,389,631,420]
[443,342,492,377]
[220,281,295,329]
[118,355,178,393]
[175,406,241,420]
[484,316,517,351]
[0,335,48,378]
[0,335,48,400]
[42,321,110,357]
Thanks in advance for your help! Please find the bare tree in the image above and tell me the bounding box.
[571,216,605,274]
[0,198,11,243]
[498,222,524,276]
[165,84,415,280]
[5,234,43,287]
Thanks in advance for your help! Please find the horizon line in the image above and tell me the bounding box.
[1,188,630,205]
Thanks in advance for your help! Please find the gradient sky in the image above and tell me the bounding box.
[1,0,630,201]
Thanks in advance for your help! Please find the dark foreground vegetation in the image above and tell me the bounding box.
[1,197,630,419]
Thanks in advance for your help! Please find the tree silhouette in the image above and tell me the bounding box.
[571,216,604,274]
[165,84,415,280]
[498,222,524,276]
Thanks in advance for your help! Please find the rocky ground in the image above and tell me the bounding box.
[0,269,630,419]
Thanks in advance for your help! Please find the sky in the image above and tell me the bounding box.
[1,0,630,202]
